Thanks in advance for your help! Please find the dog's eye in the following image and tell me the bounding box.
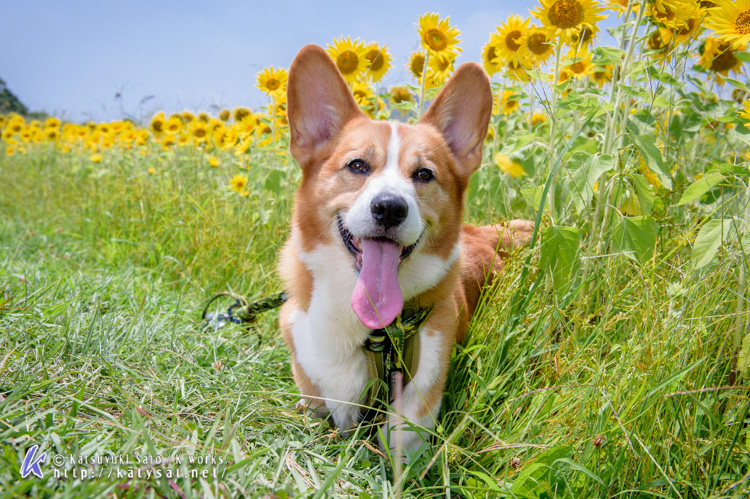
[414,168,435,183]
[347,159,370,175]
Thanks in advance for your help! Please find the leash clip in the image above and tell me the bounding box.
[201,291,289,330]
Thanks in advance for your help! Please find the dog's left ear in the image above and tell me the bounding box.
[419,63,493,177]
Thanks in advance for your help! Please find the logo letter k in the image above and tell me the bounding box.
[20,445,47,479]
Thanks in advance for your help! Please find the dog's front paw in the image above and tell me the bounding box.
[296,398,329,419]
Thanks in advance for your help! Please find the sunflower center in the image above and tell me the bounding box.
[266,78,280,91]
[674,18,698,36]
[336,51,360,74]
[735,11,750,34]
[505,30,522,51]
[578,26,593,43]
[366,49,384,71]
[648,31,667,50]
[425,29,448,51]
[411,54,426,77]
[710,44,739,72]
[434,56,451,71]
[548,0,584,29]
[194,128,207,138]
[487,45,497,62]
[527,33,550,55]
[571,61,586,74]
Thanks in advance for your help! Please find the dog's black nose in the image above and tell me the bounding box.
[371,193,408,229]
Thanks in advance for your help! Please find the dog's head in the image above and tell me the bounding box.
[287,44,492,329]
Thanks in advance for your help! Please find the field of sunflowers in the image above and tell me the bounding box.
[2,0,750,497]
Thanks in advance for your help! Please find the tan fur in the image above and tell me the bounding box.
[278,44,532,446]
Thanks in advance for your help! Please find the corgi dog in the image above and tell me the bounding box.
[278,45,532,454]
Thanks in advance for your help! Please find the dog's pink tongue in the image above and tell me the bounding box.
[352,238,403,329]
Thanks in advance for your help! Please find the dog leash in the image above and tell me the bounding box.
[201,291,288,329]
[359,304,433,424]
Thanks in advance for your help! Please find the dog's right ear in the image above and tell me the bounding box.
[287,44,364,168]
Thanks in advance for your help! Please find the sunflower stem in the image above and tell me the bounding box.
[546,38,564,226]
[528,89,534,133]
[595,1,646,244]
[582,0,641,294]
[491,79,506,165]
[271,95,277,150]
[419,52,430,119]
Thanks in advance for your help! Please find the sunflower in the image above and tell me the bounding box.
[233,107,251,122]
[608,0,641,17]
[706,0,750,50]
[428,53,456,83]
[494,15,532,61]
[190,121,210,144]
[150,112,166,135]
[418,12,462,59]
[482,35,505,76]
[407,51,427,80]
[500,91,521,115]
[221,126,240,150]
[532,0,608,41]
[45,117,61,128]
[647,28,675,60]
[352,82,377,116]
[558,47,595,82]
[165,116,182,133]
[506,55,533,82]
[673,16,705,45]
[568,24,599,47]
[236,115,256,140]
[494,153,526,177]
[390,86,413,104]
[229,174,249,194]
[590,65,614,87]
[161,133,176,150]
[531,109,548,125]
[741,99,750,125]
[208,156,221,167]
[364,43,392,82]
[327,37,368,83]
[699,36,744,77]
[524,26,555,64]
[208,118,224,133]
[649,0,698,29]
[90,153,103,163]
[219,109,231,121]
[45,128,60,141]
[256,66,288,98]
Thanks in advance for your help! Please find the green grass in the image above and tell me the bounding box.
[1,144,748,498]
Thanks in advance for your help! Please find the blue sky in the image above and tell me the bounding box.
[4,0,557,122]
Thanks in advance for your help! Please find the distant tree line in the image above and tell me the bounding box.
[0,78,46,119]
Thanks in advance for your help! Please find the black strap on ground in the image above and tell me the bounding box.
[201,291,288,326]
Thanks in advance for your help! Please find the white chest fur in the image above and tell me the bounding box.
[288,236,459,429]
